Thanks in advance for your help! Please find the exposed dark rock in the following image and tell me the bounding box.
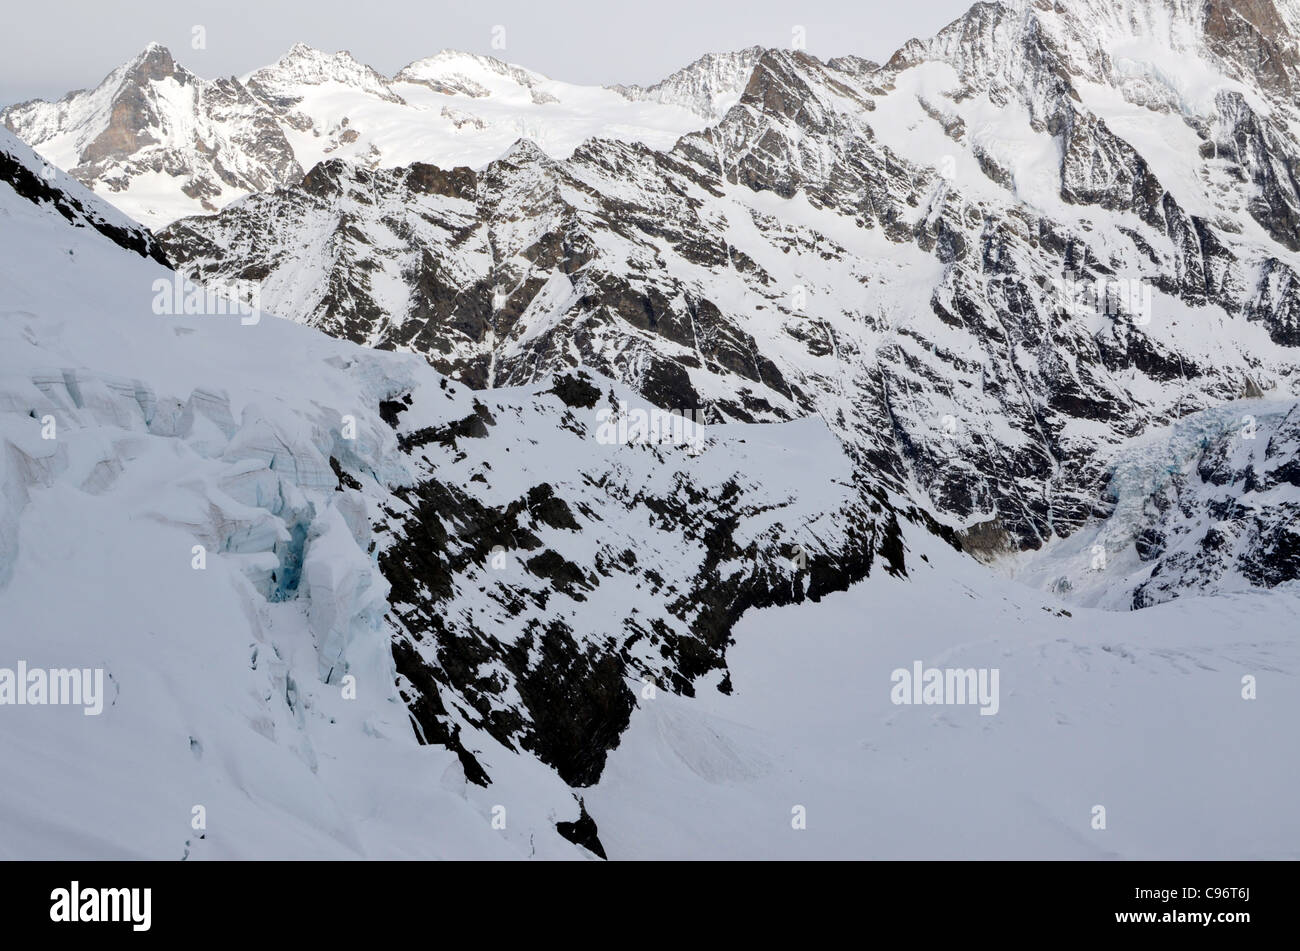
[555,798,607,859]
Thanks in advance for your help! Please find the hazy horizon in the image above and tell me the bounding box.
[0,0,973,107]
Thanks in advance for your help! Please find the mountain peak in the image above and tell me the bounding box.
[277,42,351,66]
[247,43,405,103]
[392,49,547,96]
[879,0,1300,107]
[122,42,180,84]
[262,42,370,76]
[404,48,509,69]
[609,46,767,119]
[498,137,551,165]
[285,40,322,57]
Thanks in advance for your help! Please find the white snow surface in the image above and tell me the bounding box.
[0,128,589,858]
[590,536,1299,859]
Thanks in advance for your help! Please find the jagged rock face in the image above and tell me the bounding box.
[1203,0,1300,95]
[246,42,407,107]
[373,371,915,786]
[1130,403,1300,606]
[3,44,303,226]
[159,0,1300,562]
[1005,395,1300,609]
[609,47,766,119]
[0,128,169,265]
[1208,90,1300,252]
[2,44,730,228]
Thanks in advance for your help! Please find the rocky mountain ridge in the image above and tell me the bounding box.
[147,0,1300,608]
[0,124,922,814]
[2,43,748,227]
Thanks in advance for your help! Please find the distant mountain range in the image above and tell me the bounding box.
[2,42,761,227]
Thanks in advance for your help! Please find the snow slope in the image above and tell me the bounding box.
[0,127,903,857]
[0,126,602,858]
[589,531,1299,859]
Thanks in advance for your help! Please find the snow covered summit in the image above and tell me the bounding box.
[2,42,740,227]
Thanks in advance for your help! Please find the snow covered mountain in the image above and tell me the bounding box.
[609,47,767,119]
[1,43,731,228]
[3,0,1299,860]
[1011,396,1300,608]
[148,0,1300,607]
[0,125,927,856]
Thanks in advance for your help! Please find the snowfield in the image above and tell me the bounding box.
[591,535,1300,859]
[0,127,591,858]
[4,0,1300,861]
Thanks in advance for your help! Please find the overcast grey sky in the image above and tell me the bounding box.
[0,0,975,107]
